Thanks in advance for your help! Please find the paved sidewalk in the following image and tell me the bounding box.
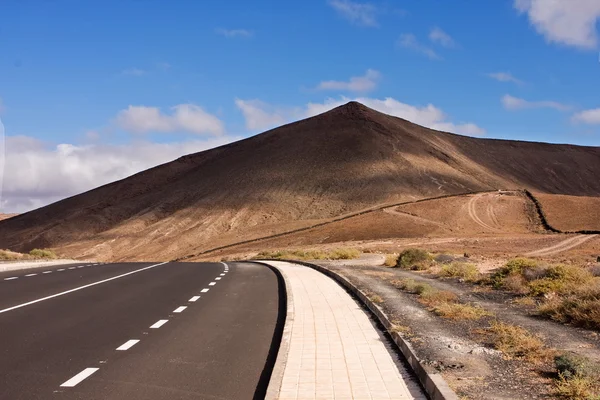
[265,261,426,400]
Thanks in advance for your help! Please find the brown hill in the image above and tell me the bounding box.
[0,102,599,261]
[533,193,600,232]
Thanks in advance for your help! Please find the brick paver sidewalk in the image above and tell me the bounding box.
[265,261,427,400]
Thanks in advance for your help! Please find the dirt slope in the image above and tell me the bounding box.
[1,102,599,261]
[533,193,600,232]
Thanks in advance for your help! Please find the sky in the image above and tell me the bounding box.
[1,0,600,213]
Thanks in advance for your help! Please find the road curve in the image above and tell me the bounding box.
[0,261,283,400]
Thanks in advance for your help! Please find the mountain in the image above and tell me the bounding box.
[1,101,599,261]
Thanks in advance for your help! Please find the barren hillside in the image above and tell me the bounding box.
[1,102,599,261]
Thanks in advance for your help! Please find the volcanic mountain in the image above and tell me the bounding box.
[1,102,599,261]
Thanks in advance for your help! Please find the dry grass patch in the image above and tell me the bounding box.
[554,354,600,399]
[440,262,481,282]
[392,278,492,321]
[432,302,493,320]
[486,321,551,363]
[256,248,360,261]
[394,248,433,270]
[29,249,57,259]
[384,254,398,267]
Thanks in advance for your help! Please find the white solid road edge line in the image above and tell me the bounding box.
[116,339,140,351]
[189,296,200,302]
[173,306,187,313]
[60,368,99,387]
[0,262,169,315]
[150,319,168,329]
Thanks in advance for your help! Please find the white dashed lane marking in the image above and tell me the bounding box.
[68,267,76,270]
[208,282,216,286]
[189,296,200,302]
[173,306,187,313]
[0,262,169,315]
[201,288,209,293]
[25,274,37,277]
[4,277,18,281]
[116,340,140,351]
[43,271,52,274]
[220,273,225,276]
[150,320,168,329]
[60,368,99,387]
[215,277,221,280]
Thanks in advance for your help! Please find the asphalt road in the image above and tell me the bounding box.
[0,261,283,400]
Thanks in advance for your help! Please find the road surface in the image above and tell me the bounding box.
[0,261,283,400]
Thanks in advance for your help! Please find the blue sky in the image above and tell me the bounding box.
[1,0,599,212]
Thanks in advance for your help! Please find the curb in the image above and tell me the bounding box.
[251,261,295,400]
[270,259,459,400]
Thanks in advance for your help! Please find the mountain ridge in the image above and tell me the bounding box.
[1,101,599,261]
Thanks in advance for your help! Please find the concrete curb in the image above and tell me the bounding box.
[272,259,459,400]
[0,259,88,273]
[252,261,295,400]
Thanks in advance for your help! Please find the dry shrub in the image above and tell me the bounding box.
[490,258,538,288]
[0,250,20,261]
[487,321,550,363]
[257,248,360,261]
[589,265,600,277]
[538,283,600,330]
[418,289,458,306]
[384,254,398,267]
[440,262,481,282]
[432,302,492,320]
[395,248,433,270]
[29,249,57,259]
[553,354,600,399]
[503,274,529,294]
[554,375,599,400]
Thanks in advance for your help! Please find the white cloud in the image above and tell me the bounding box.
[487,72,524,85]
[502,94,571,111]
[0,135,238,213]
[429,27,456,48]
[317,69,381,93]
[121,68,147,76]
[572,108,600,124]
[236,96,485,136]
[514,0,600,49]
[115,104,225,135]
[216,28,253,38]
[328,0,378,27]
[397,34,441,60]
[235,99,300,131]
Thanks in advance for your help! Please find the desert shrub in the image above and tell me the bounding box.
[555,354,588,381]
[432,302,492,320]
[538,283,600,330]
[418,289,458,306]
[391,278,434,295]
[523,266,550,281]
[488,321,549,362]
[384,254,398,267]
[440,262,481,282]
[502,274,529,294]
[256,248,360,261]
[29,249,57,259]
[554,374,599,400]
[528,265,593,296]
[395,248,432,270]
[490,258,538,288]
[0,250,20,261]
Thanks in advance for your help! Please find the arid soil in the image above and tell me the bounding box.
[316,260,600,400]
[1,102,599,261]
[0,213,17,221]
[534,193,600,232]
